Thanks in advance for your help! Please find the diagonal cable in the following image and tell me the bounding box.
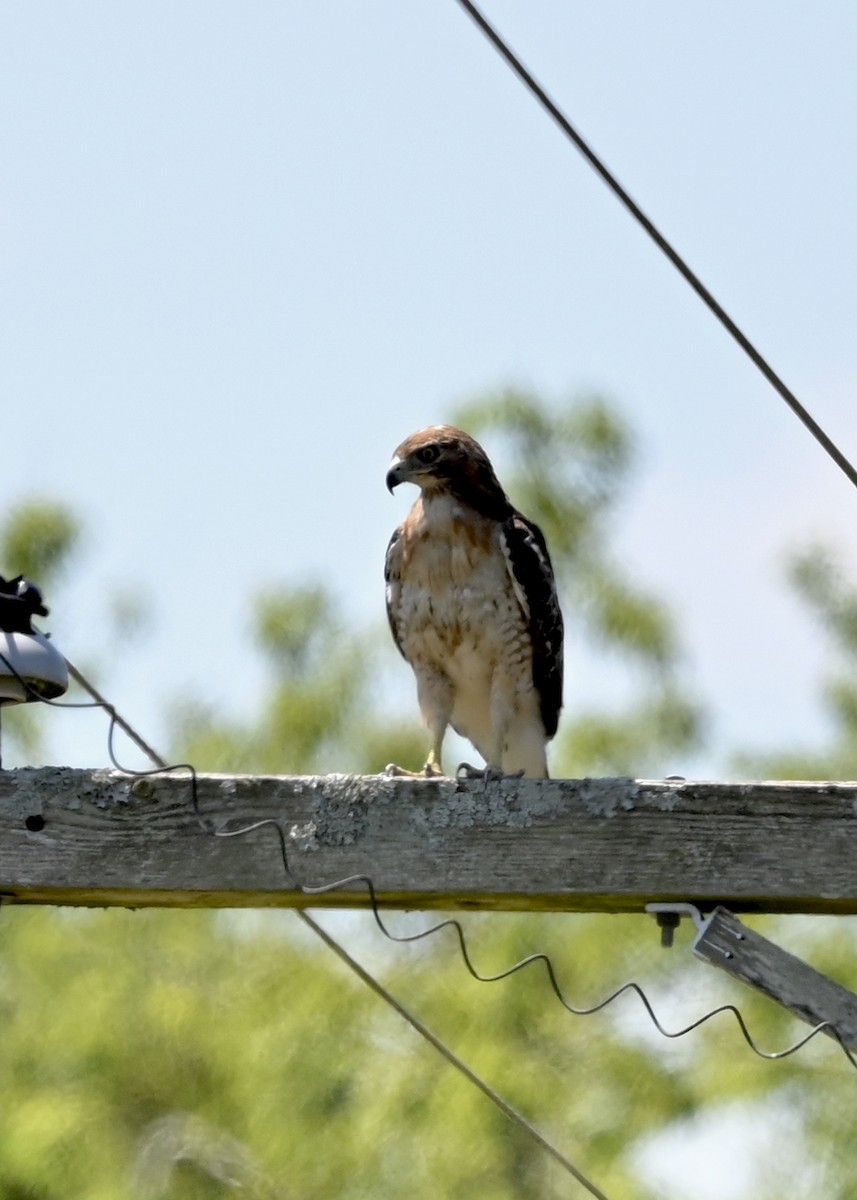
[453,0,857,493]
[296,909,614,1200]
[65,658,168,769]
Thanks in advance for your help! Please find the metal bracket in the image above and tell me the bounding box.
[648,902,857,1052]
[645,902,705,947]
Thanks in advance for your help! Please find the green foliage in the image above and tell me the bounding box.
[738,543,857,779]
[252,585,335,672]
[107,586,154,645]
[176,585,370,775]
[0,499,81,587]
[0,907,406,1199]
[789,545,857,651]
[0,906,713,1199]
[564,687,700,777]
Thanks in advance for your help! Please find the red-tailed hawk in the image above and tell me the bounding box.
[385,425,563,778]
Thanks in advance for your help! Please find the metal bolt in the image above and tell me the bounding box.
[656,911,681,948]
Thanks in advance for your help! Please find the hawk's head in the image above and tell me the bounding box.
[386,425,504,499]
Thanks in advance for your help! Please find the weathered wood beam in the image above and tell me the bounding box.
[1,768,856,913]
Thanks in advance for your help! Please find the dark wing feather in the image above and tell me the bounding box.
[500,513,564,738]
[384,524,407,659]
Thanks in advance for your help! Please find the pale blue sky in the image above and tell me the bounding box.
[3,2,857,773]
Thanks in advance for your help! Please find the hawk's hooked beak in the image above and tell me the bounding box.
[386,459,405,494]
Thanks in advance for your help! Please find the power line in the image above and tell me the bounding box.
[296,909,614,1200]
[453,0,857,494]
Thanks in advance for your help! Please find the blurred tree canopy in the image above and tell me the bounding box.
[737,542,857,780]
[0,392,854,1199]
[0,499,81,586]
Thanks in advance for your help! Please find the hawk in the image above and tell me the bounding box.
[384,424,563,778]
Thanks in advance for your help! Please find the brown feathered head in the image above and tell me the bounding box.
[386,425,511,519]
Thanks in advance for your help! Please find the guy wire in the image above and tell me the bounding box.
[65,658,169,769]
[296,908,613,1200]
[453,0,857,493]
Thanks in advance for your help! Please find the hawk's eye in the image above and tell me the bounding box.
[416,445,440,465]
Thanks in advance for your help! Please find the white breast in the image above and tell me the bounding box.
[394,495,537,751]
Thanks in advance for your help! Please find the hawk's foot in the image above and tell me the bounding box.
[384,761,445,778]
[456,762,525,787]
